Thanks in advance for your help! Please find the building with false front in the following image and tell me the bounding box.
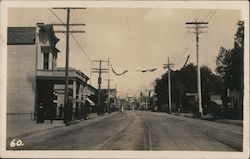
[7,23,92,124]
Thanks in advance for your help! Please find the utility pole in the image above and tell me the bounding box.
[52,7,86,124]
[91,59,109,115]
[98,60,102,114]
[104,78,114,113]
[148,90,152,111]
[146,96,147,110]
[179,83,182,112]
[186,20,208,117]
[107,58,110,113]
[90,61,93,85]
[152,81,156,111]
[163,57,174,113]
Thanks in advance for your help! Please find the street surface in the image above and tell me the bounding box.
[8,111,242,151]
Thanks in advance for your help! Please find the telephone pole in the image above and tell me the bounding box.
[104,78,114,113]
[90,61,93,85]
[52,7,86,124]
[179,83,182,112]
[92,59,109,115]
[107,58,110,113]
[186,21,208,117]
[163,57,174,113]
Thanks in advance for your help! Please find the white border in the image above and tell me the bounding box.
[0,1,249,159]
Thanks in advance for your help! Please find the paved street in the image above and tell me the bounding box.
[8,111,242,151]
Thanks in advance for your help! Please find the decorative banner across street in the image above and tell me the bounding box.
[111,65,128,76]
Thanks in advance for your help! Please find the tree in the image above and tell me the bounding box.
[154,75,168,111]
[215,21,244,92]
[155,63,222,113]
[215,20,244,119]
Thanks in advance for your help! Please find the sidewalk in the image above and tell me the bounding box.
[214,119,243,126]
[7,112,112,139]
[173,113,243,127]
[7,120,65,139]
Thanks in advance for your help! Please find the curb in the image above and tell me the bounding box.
[206,127,243,151]
[7,124,65,140]
[173,113,243,126]
[214,120,243,127]
[172,113,243,151]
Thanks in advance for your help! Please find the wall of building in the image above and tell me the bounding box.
[7,45,36,123]
[36,39,44,70]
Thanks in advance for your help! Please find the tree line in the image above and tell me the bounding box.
[154,20,244,119]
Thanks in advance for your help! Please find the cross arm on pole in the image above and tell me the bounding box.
[52,23,86,26]
[53,7,87,10]
[186,22,208,25]
[92,68,109,71]
[186,26,208,29]
[92,60,109,63]
[91,71,109,73]
[163,64,174,67]
[54,30,85,33]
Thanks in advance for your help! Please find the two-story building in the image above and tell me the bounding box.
[7,23,90,123]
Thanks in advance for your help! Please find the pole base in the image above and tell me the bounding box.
[197,112,203,118]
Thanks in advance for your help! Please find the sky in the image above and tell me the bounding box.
[8,7,242,97]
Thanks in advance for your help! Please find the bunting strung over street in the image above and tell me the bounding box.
[111,63,173,75]
[111,54,191,75]
[111,65,128,76]
[135,68,158,73]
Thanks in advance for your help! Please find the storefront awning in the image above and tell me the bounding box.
[86,98,95,106]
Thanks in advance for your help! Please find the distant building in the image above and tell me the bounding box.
[228,89,243,119]
[100,89,117,112]
[116,98,127,111]
[7,23,91,123]
[86,84,97,110]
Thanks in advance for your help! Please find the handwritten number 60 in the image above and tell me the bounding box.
[10,139,24,147]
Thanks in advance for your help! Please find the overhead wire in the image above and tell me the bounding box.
[170,10,207,67]
[172,9,217,69]
[71,34,92,62]
[172,10,209,65]
[177,10,217,69]
[145,10,208,72]
[48,8,95,66]
[181,10,217,67]
[48,8,218,76]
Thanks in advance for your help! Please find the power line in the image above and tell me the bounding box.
[170,32,191,62]
[197,9,207,20]
[207,10,217,22]
[173,9,217,69]
[173,12,210,62]
[49,8,65,24]
[170,9,208,63]
[49,8,94,64]
[71,34,92,62]
[172,36,195,66]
